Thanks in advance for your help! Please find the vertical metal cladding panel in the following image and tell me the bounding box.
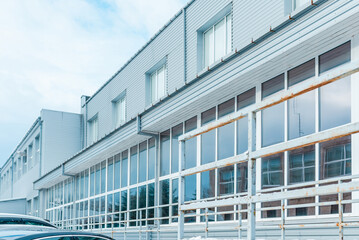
[185,0,232,82]
[233,0,285,51]
[86,14,184,142]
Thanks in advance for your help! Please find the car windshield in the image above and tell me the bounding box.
[0,218,54,228]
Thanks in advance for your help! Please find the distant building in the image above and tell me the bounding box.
[2,0,359,239]
[0,110,82,216]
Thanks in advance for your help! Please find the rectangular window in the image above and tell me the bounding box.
[130,146,137,185]
[107,158,113,192]
[89,117,99,143]
[292,0,308,11]
[320,77,351,131]
[201,108,216,165]
[150,65,167,103]
[204,13,232,68]
[288,91,315,140]
[185,174,197,202]
[262,103,285,147]
[237,163,248,193]
[114,95,126,127]
[237,116,248,154]
[121,150,128,188]
[262,74,284,99]
[319,41,351,74]
[262,153,284,188]
[185,117,197,169]
[288,146,315,184]
[201,170,215,199]
[218,166,234,196]
[172,123,183,173]
[160,130,170,176]
[114,154,121,190]
[139,141,147,183]
[288,59,315,87]
[237,88,256,110]
[101,161,106,194]
[148,138,156,180]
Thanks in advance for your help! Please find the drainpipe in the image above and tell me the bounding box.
[137,115,160,235]
[11,157,14,198]
[183,7,187,84]
[39,120,43,178]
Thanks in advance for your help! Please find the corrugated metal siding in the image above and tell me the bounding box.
[233,0,285,51]
[142,0,359,131]
[185,0,232,81]
[86,15,184,143]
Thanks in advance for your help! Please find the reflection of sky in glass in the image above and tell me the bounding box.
[201,130,215,164]
[218,122,234,160]
[201,170,215,198]
[185,138,197,169]
[320,77,351,131]
[185,174,196,201]
[288,91,315,140]
[130,152,137,185]
[237,116,248,154]
[262,103,284,147]
[139,148,147,182]
[148,141,155,180]
[160,132,170,176]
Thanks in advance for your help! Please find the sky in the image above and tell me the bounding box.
[0,0,188,166]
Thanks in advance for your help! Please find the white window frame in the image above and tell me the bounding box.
[291,0,308,12]
[150,65,167,103]
[115,95,126,128]
[203,13,232,69]
[89,116,99,144]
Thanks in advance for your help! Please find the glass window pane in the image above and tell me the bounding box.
[262,103,284,147]
[218,122,235,160]
[101,161,106,193]
[218,166,234,196]
[139,185,146,209]
[201,130,216,164]
[320,77,351,131]
[288,59,315,87]
[201,170,215,199]
[130,188,137,210]
[107,194,113,213]
[288,91,315,139]
[107,158,113,192]
[172,123,183,173]
[114,154,121,190]
[160,179,170,205]
[95,164,100,195]
[160,130,170,176]
[237,116,248,154]
[148,183,155,207]
[148,138,156,180]
[237,163,248,193]
[185,175,197,202]
[237,88,255,110]
[201,107,216,126]
[121,151,128,188]
[150,73,157,102]
[319,41,351,74]
[214,18,226,62]
[139,141,147,183]
[114,192,120,212]
[172,179,178,204]
[204,27,214,67]
[218,98,235,118]
[130,147,137,185]
[262,153,284,188]
[185,117,197,169]
[157,67,166,98]
[262,74,284,99]
[288,146,315,184]
[226,13,232,54]
[90,168,95,197]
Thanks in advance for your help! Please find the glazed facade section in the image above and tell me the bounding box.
[45,40,355,229]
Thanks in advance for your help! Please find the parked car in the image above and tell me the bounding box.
[0,226,113,240]
[0,214,56,228]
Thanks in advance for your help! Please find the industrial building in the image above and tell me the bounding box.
[2,0,359,239]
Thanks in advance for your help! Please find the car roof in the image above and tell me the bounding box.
[0,226,112,240]
[0,226,58,240]
[0,214,56,228]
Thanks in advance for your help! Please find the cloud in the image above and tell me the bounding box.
[0,0,187,164]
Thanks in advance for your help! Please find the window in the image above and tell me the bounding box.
[89,116,99,143]
[262,74,284,99]
[139,141,147,183]
[201,108,216,165]
[184,116,197,169]
[320,77,351,131]
[289,0,308,12]
[114,94,126,128]
[130,146,138,185]
[218,166,234,196]
[261,103,285,147]
[262,153,284,188]
[150,65,167,103]
[204,13,232,68]
[288,59,315,87]
[160,130,170,176]
[201,170,215,199]
[172,123,183,173]
[319,41,351,74]
[288,146,315,184]
[237,88,256,110]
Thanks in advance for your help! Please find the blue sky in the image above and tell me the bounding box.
[0,0,187,166]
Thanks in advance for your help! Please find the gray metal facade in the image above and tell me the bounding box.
[2,0,359,239]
